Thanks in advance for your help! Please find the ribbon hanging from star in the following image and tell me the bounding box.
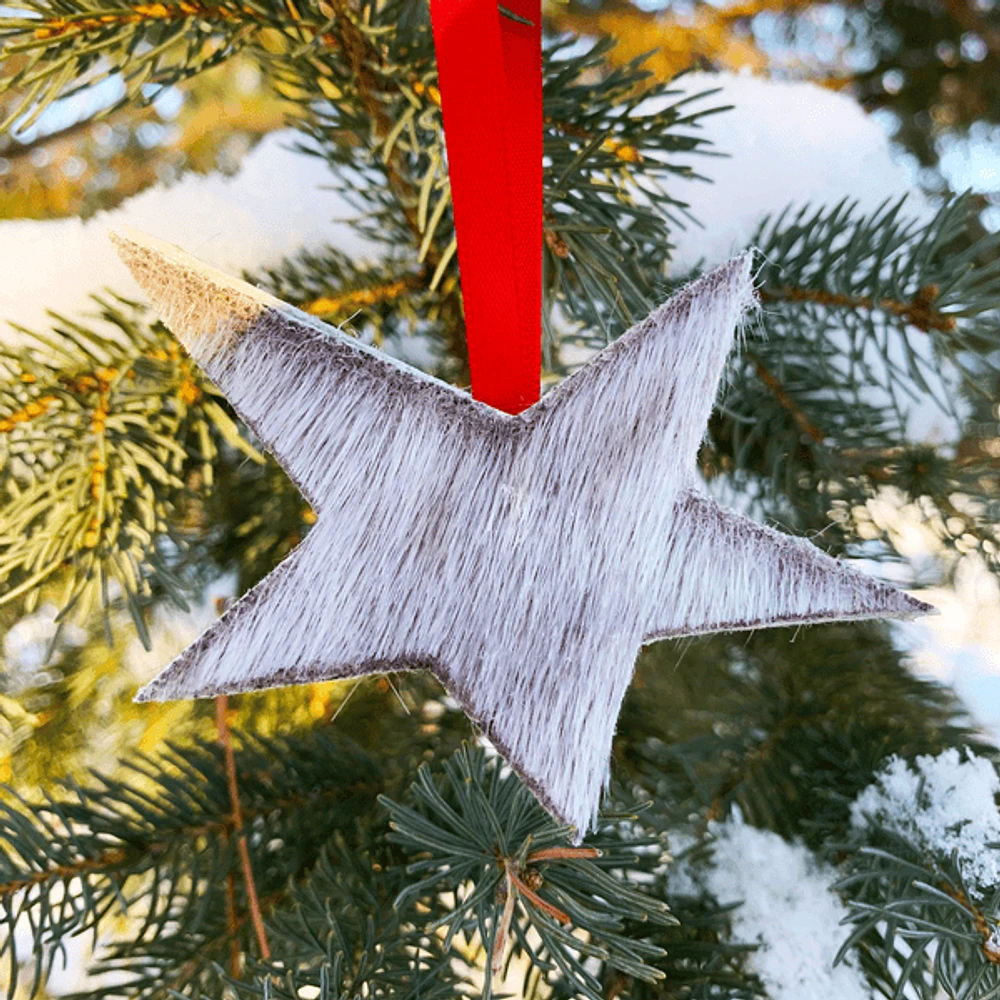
[429,0,542,414]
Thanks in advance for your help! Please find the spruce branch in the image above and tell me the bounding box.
[251,247,431,354]
[0,728,387,997]
[1,5,723,376]
[836,833,1000,998]
[231,843,465,1000]
[549,883,766,1000]
[745,351,826,445]
[703,194,1000,556]
[381,744,674,1000]
[544,0,780,81]
[286,0,471,370]
[0,297,261,641]
[541,39,722,344]
[752,195,1000,416]
[296,27,723,366]
[618,625,981,847]
[0,1,329,133]
[760,281,958,334]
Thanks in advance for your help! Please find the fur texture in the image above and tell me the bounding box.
[112,229,932,836]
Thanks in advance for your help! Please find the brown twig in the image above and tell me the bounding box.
[491,849,598,974]
[507,866,571,925]
[0,846,130,896]
[747,351,826,444]
[215,694,271,960]
[760,284,956,334]
[604,973,629,1000]
[225,869,240,975]
[940,881,1000,964]
[526,845,602,863]
[491,863,517,976]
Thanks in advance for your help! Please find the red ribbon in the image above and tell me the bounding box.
[429,0,542,415]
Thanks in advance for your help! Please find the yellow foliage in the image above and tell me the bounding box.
[32,2,241,41]
[545,0,817,82]
[0,57,290,221]
[178,380,202,405]
[304,278,414,317]
[139,702,195,753]
[0,395,58,433]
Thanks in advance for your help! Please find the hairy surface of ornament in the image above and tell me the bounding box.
[111,230,931,836]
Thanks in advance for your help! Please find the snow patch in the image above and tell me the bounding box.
[667,72,927,270]
[672,817,874,1000]
[0,129,372,340]
[852,748,1000,893]
[2,603,86,690]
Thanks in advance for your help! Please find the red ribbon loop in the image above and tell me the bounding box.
[429,0,542,415]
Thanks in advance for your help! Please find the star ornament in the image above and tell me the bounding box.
[112,230,931,835]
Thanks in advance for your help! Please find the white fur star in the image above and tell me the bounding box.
[113,230,931,835]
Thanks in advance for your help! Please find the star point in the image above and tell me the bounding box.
[114,231,931,835]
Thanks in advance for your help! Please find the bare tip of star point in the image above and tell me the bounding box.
[108,227,181,289]
[108,224,167,259]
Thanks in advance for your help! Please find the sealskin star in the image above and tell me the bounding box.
[112,229,932,837]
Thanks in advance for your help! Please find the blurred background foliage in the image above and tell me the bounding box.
[0,0,997,882]
[0,55,290,219]
[2,0,999,222]
[1,0,1000,996]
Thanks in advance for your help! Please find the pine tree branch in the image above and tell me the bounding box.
[0,842,130,897]
[26,3,257,43]
[158,886,288,997]
[0,777,365,904]
[325,0,421,242]
[0,728,390,995]
[0,300,261,638]
[232,842,467,1000]
[626,624,982,846]
[0,1,338,138]
[320,0,468,371]
[941,881,1000,965]
[383,745,673,1000]
[702,194,1000,550]
[837,831,1000,995]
